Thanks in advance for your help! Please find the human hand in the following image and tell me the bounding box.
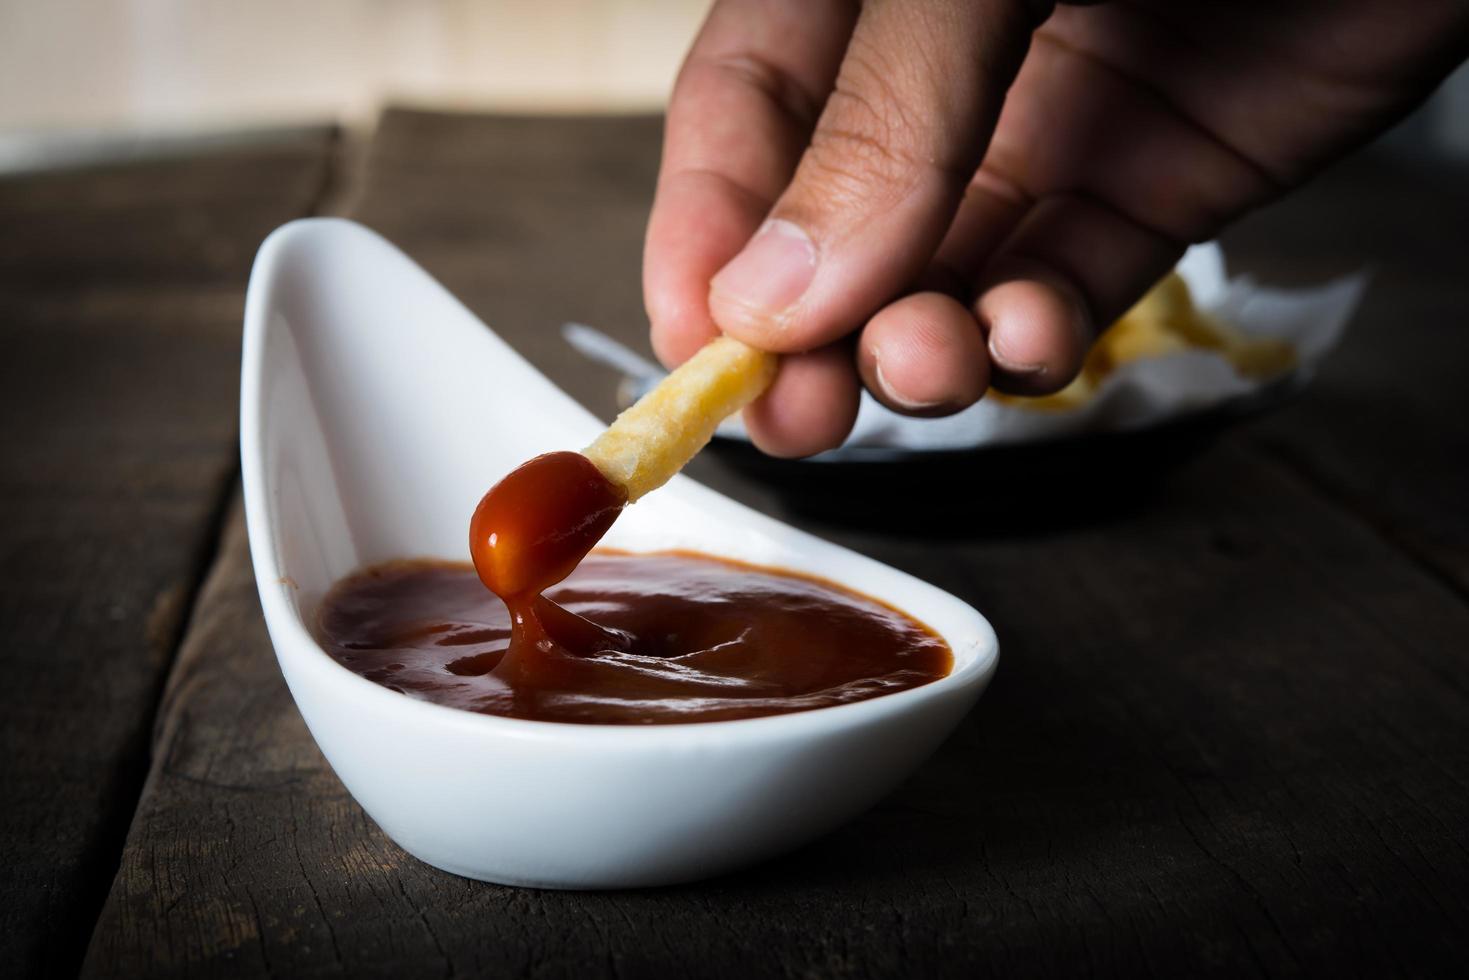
[644,0,1468,456]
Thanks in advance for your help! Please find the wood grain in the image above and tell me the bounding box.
[81,111,1469,977]
[0,129,335,978]
[83,458,1469,979]
[1223,157,1469,595]
[348,109,665,426]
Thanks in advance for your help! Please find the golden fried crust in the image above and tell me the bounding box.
[584,337,777,501]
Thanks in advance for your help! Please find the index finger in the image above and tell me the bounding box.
[643,0,855,368]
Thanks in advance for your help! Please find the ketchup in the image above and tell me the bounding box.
[316,451,952,724]
[467,451,629,686]
[319,553,952,724]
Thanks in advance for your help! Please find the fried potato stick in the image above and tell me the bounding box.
[584,336,777,501]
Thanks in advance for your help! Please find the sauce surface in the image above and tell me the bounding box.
[318,551,953,724]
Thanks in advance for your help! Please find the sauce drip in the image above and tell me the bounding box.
[467,451,629,685]
[319,553,952,724]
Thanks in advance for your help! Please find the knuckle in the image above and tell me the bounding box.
[798,37,958,211]
[677,52,821,131]
[805,122,913,211]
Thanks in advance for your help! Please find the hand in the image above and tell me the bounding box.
[644,0,1468,456]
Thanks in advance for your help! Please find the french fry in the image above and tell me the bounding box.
[583,336,777,502]
[1144,274,1298,379]
[1093,309,1191,368]
[1122,270,1195,327]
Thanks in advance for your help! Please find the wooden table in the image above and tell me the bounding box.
[3,110,1467,979]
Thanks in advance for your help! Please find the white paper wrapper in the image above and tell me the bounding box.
[564,242,1367,453]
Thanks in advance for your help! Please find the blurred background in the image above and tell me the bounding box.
[0,0,705,169]
[2,0,1467,167]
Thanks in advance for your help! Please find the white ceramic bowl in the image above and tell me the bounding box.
[241,219,999,888]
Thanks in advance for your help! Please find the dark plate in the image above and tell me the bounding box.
[708,376,1302,537]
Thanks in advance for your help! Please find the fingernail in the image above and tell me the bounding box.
[710,219,817,323]
[874,356,947,412]
[987,332,1047,377]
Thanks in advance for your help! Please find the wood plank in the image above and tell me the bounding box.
[82,450,1469,979]
[83,111,1469,977]
[348,109,665,426]
[1221,156,1469,594]
[0,129,336,978]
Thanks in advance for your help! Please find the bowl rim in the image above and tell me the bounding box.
[241,217,1000,745]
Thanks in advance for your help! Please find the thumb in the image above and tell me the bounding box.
[708,0,1045,353]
